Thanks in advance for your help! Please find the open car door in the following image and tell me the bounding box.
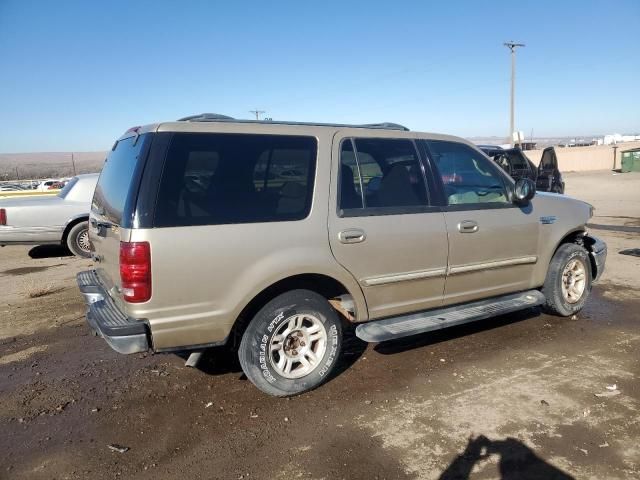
[537,147,564,193]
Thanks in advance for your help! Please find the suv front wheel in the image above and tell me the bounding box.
[238,289,342,396]
[542,243,592,316]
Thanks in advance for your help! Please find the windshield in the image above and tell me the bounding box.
[57,177,79,199]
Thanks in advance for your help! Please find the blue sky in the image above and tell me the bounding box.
[0,0,638,152]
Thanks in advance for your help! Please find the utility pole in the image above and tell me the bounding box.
[249,109,266,120]
[504,41,525,147]
[71,152,77,176]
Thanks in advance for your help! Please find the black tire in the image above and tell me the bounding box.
[66,221,91,258]
[238,289,342,397]
[542,243,592,316]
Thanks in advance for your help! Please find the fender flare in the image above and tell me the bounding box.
[61,214,89,244]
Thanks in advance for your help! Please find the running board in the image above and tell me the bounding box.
[355,290,545,343]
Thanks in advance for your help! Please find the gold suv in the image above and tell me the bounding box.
[78,114,606,396]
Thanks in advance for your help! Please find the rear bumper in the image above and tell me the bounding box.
[77,270,150,354]
[585,234,607,283]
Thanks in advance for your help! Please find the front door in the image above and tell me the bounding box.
[328,133,448,320]
[424,139,540,306]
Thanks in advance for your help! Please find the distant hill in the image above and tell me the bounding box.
[0,151,107,180]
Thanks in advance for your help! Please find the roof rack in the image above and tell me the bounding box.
[176,113,409,131]
[177,113,235,122]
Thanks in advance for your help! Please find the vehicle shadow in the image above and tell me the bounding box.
[373,307,540,355]
[176,347,243,376]
[587,223,640,234]
[438,435,574,480]
[28,244,73,259]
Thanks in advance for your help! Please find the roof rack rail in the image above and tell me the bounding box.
[176,114,409,131]
[359,122,409,131]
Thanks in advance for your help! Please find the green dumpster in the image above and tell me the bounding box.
[621,148,640,173]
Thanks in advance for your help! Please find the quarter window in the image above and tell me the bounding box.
[426,140,509,206]
[154,133,317,226]
[339,138,429,214]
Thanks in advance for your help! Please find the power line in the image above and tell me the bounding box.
[249,109,266,120]
[504,41,525,147]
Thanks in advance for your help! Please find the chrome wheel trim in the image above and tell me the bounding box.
[268,314,327,379]
[561,258,587,304]
[77,229,91,253]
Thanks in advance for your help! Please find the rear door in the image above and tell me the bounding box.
[328,133,448,320]
[90,134,149,303]
[424,139,539,306]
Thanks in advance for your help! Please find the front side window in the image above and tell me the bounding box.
[155,133,317,226]
[338,137,429,214]
[426,140,509,206]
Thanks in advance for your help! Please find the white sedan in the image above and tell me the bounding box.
[0,174,99,257]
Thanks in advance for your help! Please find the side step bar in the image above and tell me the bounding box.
[355,290,545,343]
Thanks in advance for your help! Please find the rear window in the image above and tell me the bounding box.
[58,176,79,199]
[92,135,146,224]
[154,133,317,227]
[504,150,530,170]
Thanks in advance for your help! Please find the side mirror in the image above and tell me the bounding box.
[513,178,536,204]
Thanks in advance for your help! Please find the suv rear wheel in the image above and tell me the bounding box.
[238,289,342,397]
[542,243,592,316]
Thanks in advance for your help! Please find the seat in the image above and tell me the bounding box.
[376,164,421,207]
[277,182,306,215]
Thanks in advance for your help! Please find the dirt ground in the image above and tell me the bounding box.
[1,170,638,480]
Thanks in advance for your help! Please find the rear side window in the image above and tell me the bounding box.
[339,137,429,215]
[154,133,317,227]
[92,135,146,224]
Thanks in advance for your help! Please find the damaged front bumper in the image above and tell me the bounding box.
[585,234,607,283]
[76,270,150,354]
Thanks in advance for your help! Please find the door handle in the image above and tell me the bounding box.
[338,229,366,244]
[457,220,479,233]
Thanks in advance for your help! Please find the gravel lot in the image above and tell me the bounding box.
[1,171,639,480]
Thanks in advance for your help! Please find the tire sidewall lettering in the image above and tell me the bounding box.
[318,324,338,377]
[256,307,338,383]
[258,310,289,384]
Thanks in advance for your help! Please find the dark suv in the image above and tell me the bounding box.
[479,145,565,194]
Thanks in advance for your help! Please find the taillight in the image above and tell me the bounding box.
[119,241,151,303]
[0,209,6,225]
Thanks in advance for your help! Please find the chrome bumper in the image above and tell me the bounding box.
[76,270,149,354]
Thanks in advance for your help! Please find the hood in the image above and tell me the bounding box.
[533,191,593,223]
